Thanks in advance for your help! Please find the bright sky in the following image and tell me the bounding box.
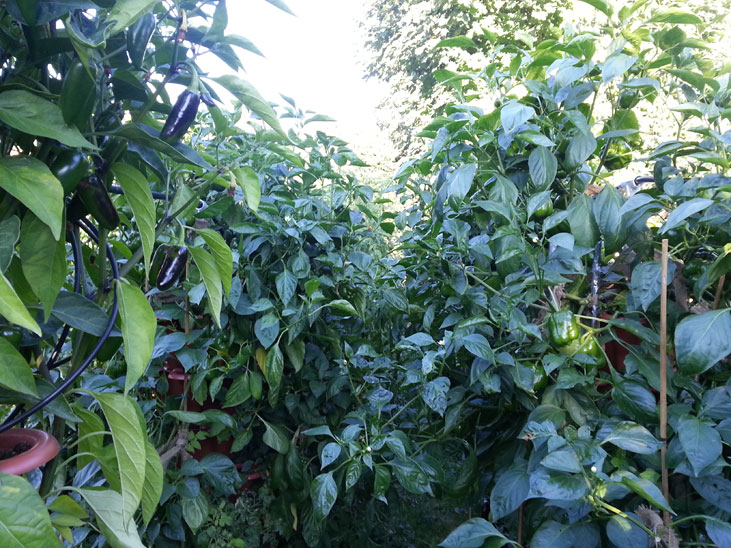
[207,0,389,144]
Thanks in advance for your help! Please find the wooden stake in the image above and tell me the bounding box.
[660,239,670,525]
[713,274,726,310]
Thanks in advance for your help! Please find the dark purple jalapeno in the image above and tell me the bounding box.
[156,246,189,290]
[160,90,200,144]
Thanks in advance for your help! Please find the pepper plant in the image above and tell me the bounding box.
[0,0,296,546]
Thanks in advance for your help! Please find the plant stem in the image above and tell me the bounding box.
[659,238,670,525]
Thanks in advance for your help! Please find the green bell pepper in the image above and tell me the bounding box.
[547,310,580,347]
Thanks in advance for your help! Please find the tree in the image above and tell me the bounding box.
[361,0,571,157]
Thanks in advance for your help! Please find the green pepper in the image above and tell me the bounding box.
[532,198,554,219]
[618,89,640,109]
[59,61,97,131]
[50,149,89,195]
[76,176,120,230]
[530,363,548,391]
[547,310,581,347]
[127,13,155,68]
[604,141,632,171]
[575,335,605,368]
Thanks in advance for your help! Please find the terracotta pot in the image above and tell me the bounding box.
[0,429,60,475]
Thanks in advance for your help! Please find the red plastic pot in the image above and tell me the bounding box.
[0,429,60,475]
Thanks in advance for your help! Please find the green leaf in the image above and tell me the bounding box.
[345,461,361,490]
[447,163,476,210]
[592,185,627,253]
[567,194,600,248]
[254,313,279,348]
[223,374,251,408]
[141,441,163,526]
[690,476,731,513]
[648,9,703,24]
[0,157,64,240]
[303,425,335,438]
[675,310,731,375]
[189,247,223,328]
[566,132,597,168]
[214,75,286,137]
[490,462,530,520]
[111,164,156,278]
[617,471,674,513]
[265,0,295,15]
[531,520,600,548]
[0,90,96,149]
[193,228,233,297]
[602,53,637,82]
[677,415,722,476]
[439,518,509,548]
[19,213,66,321]
[310,472,337,521]
[105,0,159,36]
[422,376,450,416]
[659,198,713,233]
[264,343,284,392]
[0,270,41,335]
[705,518,731,548]
[0,338,37,398]
[77,489,145,548]
[320,442,341,469]
[233,167,261,212]
[501,101,534,134]
[51,292,111,337]
[116,279,156,394]
[374,463,390,502]
[165,410,207,424]
[90,392,147,523]
[630,261,676,312]
[463,333,493,361]
[529,147,557,190]
[529,468,588,500]
[577,0,613,17]
[0,473,57,548]
[75,407,105,470]
[435,36,477,49]
[0,216,20,273]
[606,514,649,548]
[283,338,305,373]
[181,493,209,532]
[199,454,238,494]
[603,422,662,454]
[328,299,358,316]
[275,269,297,306]
[262,419,290,454]
[111,123,212,168]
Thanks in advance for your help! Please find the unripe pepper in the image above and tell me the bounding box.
[50,150,88,194]
[547,310,581,347]
[532,198,553,219]
[155,246,189,290]
[59,61,97,130]
[575,335,605,368]
[127,13,155,68]
[76,176,120,230]
[160,90,200,144]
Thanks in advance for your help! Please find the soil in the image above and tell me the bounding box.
[0,442,31,460]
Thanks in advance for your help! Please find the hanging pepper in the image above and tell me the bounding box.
[546,310,581,348]
[76,176,120,230]
[160,90,200,144]
[50,149,89,194]
[59,61,97,131]
[127,13,156,68]
[154,246,189,290]
[532,198,553,219]
[574,335,606,368]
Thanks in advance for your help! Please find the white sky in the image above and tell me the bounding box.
[205,0,389,144]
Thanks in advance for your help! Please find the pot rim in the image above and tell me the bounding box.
[0,428,60,476]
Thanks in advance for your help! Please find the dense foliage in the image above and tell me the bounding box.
[0,1,730,548]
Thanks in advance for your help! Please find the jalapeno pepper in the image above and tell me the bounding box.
[155,245,189,290]
[547,310,581,347]
[160,90,200,144]
[76,176,120,230]
[127,12,155,68]
[59,61,97,131]
[50,149,89,194]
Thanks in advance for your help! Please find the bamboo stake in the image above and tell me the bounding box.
[660,239,670,525]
